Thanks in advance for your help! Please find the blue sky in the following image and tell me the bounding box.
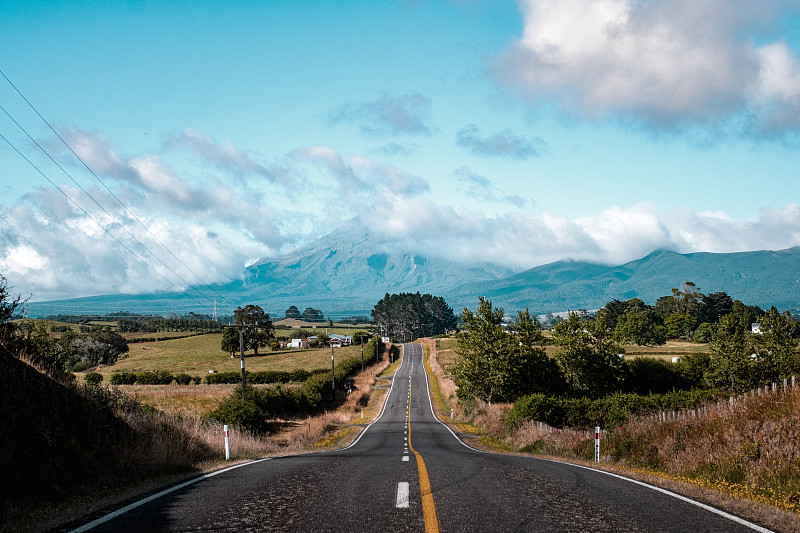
[2,0,800,303]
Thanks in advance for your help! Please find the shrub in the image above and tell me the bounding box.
[508,389,727,430]
[71,360,91,373]
[109,372,137,385]
[134,371,174,385]
[204,390,269,434]
[625,357,687,394]
[174,373,194,385]
[83,372,103,387]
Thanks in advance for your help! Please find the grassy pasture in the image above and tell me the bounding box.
[98,333,368,379]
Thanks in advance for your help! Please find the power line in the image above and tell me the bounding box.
[0,130,206,305]
[0,67,234,306]
[0,103,217,304]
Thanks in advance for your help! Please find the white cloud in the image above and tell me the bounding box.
[456,124,547,158]
[5,122,799,303]
[359,199,800,270]
[495,0,800,136]
[454,166,531,208]
[329,92,437,136]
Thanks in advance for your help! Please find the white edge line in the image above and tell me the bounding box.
[69,457,273,532]
[71,344,411,531]
[417,342,773,533]
[338,342,408,451]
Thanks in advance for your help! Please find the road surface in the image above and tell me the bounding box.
[60,343,772,532]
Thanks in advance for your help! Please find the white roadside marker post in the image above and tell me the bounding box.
[224,425,231,461]
[595,426,600,463]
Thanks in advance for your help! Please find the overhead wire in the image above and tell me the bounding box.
[0,102,215,303]
[0,130,205,305]
[0,69,231,304]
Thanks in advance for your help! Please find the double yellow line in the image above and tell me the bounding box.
[408,362,440,533]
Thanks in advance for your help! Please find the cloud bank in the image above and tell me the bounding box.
[494,0,800,137]
[2,126,799,303]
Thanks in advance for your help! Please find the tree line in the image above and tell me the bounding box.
[283,305,325,322]
[451,288,800,407]
[1,277,130,380]
[371,292,457,342]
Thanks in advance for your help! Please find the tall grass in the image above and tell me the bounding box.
[421,336,800,531]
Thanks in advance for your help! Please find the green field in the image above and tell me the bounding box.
[96,333,370,379]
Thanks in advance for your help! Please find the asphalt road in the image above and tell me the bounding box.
[60,343,773,533]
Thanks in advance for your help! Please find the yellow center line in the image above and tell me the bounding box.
[408,359,440,533]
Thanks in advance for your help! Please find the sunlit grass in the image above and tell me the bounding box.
[97,334,367,379]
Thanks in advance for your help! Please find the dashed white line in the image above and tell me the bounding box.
[402,456,410,462]
[396,482,410,508]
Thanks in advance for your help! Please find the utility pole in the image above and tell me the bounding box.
[237,323,254,403]
[239,326,247,403]
[331,345,335,392]
[361,336,364,371]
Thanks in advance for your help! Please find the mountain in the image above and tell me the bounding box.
[28,228,515,318]
[27,232,800,318]
[447,248,800,313]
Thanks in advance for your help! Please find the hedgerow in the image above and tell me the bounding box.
[507,388,726,430]
[206,338,382,433]
[109,371,201,385]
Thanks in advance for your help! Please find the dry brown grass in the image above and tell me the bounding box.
[420,338,458,413]
[420,336,799,530]
[491,386,800,531]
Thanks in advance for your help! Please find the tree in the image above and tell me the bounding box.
[0,274,22,351]
[449,299,563,403]
[301,307,325,322]
[750,308,799,384]
[352,330,371,345]
[671,281,704,316]
[614,308,666,346]
[284,305,301,320]
[664,313,696,340]
[706,312,752,390]
[70,330,128,367]
[693,322,715,343]
[697,292,733,324]
[221,326,239,357]
[17,320,72,381]
[602,299,629,330]
[552,311,625,396]
[314,333,330,348]
[234,305,275,356]
[371,292,457,341]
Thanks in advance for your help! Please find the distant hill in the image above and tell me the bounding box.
[447,248,800,313]
[27,230,800,317]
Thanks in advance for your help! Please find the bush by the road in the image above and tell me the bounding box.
[207,338,383,432]
[507,388,726,430]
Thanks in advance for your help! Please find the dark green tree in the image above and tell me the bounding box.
[750,308,799,384]
[301,307,325,322]
[234,305,275,356]
[221,326,239,357]
[371,292,456,341]
[0,274,22,351]
[697,292,733,324]
[284,305,301,319]
[552,311,625,396]
[614,308,666,346]
[449,298,561,402]
[664,313,696,340]
[706,312,752,390]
